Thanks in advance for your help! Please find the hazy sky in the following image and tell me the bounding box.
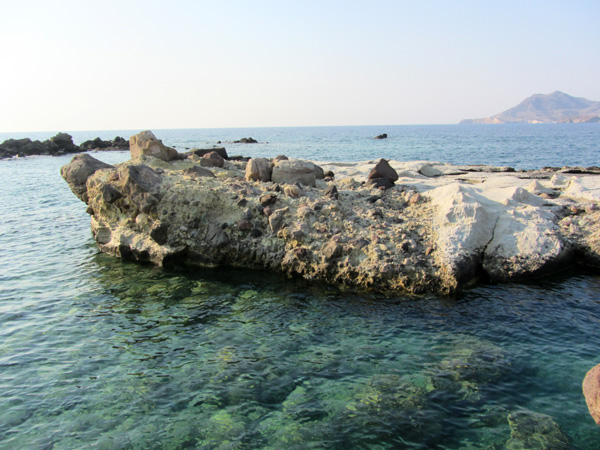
[1,0,599,132]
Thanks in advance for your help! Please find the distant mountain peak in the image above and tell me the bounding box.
[461,92,600,124]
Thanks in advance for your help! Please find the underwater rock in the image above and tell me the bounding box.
[506,409,569,450]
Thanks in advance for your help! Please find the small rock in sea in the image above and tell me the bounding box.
[374,133,388,139]
[234,137,258,144]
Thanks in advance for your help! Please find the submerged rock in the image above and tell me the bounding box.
[506,409,569,450]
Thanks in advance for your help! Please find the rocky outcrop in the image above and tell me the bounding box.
[80,136,129,151]
[61,136,600,295]
[1,132,80,158]
[129,130,179,161]
[374,133,388,139]
[1,133,131,159]
[234,137,258,144]
[583,363,600,425]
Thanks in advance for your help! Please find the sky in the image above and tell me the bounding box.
[1,0,599,132]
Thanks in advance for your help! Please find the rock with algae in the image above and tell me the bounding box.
[506,409,570,450]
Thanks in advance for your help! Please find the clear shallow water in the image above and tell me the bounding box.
[0,128,600,449]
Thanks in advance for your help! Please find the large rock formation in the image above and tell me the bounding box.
[61,134,600,295]
[0,132,80,158]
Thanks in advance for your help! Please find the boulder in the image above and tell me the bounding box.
[200,151,225,168]
[271,158,317,187]
[368,177,394,190]
[368,159,399,182]
[60,153,114,202]
[245,157,272,182]
[583,363,600,425]
[49,132,77,152]
[184,166,216,178]
[189,147,228,160]
[129,130,178,162]
[374,133,388,139]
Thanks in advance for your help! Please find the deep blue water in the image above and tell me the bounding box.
[1,126,600,449]
[2,123,599,169]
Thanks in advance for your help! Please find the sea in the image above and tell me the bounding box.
[1,124,599,449]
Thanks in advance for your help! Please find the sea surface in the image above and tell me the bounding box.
[1,125,600,449]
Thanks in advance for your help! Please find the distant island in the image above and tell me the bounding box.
[460,91,600,124]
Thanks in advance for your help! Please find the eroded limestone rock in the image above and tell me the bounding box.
[130,130,178,162]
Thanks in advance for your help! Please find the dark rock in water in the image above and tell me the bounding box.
[368,177,394,190]
[60,153,114,202]
[368,159,399,182]
[1,132,80,157]
[49,132,77,152]
[374,133,388,139]
[188,147,228,160]
[506,409,569,450]
[200,151,225,168]
[80,136,129,151]
[184,166,216,178]
[583,363,600,425]
[234,137,258,144]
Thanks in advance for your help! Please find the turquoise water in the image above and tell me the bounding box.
[1,127,600,449]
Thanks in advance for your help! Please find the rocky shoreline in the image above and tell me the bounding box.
[61,130,600,295]
[0,133,128,159]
